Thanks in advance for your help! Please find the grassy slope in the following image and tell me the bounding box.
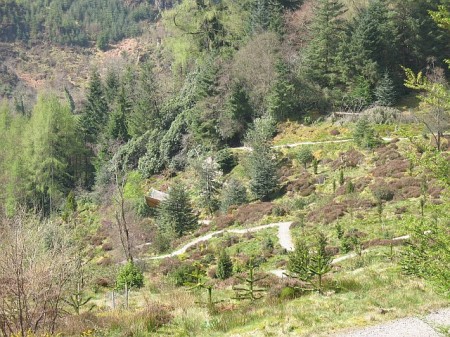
[78,119,449,337]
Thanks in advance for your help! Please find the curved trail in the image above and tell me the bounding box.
[233,137,405,152]
[145,221,294,260]
[142,220,410,278]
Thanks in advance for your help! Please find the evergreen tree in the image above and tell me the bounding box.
[216,250,233,280]
[219,82,253,144]
[375,72,397,106]
[194,156,222,215]
[353,118,379,149]
[157,183,198,237]
[107,86,130,142]
[105,68,120,104]
[24,94,80,214]
[78,70,109,144]
[220,179,248,213]
[304,0,347,87]
[287,233,332,294]
[267,60,296,121]
[128,61,160,138]
[248,147,278,201]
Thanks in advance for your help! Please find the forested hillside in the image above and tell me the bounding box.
[0,0,449,336]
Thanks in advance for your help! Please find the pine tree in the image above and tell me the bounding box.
[220,179,247,213]
[128,61,160,138]
[305,0,347,87]
[248,147,278,201]
[157,183,198,237]
[78,70,109,144]
[216,250,233,280]
[375,72,397,106]
[287,233,332,294]
[219,82,253,144]
[194,156,222,215]
[107,86,130,142]
[267,60,296,121]
[353,118,378,149]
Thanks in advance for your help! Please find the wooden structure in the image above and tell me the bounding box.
[145,189,168,208]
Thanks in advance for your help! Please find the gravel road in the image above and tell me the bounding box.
[332,308,450,337]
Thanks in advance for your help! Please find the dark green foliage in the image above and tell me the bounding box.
[128,61,161,138]
[169,264,199,287]
[304,0,347,87]
[353,119,379,149]
[375,72,397,106]
[216,250,233,280]
[107,86,130,142]
[312,158,318,174]
[372,186,394,201]
[220,179,248,212]
[78,70,109,144]
[245,116,279,201]
[339,170,344,186]
[267,60,296,121]
[0,0,153,46]
[157,183,198,238]
[216,148,237,174]
[297,147,314,169]
[219,82,253,145]
[116,262,144,290]
[248,148,278,201]
[346,181,355,194]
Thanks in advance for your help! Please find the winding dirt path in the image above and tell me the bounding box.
[145,221,294,260]
[142,220,411,278]
[233,137,404,152]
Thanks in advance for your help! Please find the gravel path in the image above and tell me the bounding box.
[333,308,450,337]
[233,137,406,152]
[144,221,294,260]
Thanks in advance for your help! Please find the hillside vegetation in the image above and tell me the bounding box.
[0,0,449,336]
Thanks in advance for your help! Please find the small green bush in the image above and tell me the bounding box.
[116,262,144,290]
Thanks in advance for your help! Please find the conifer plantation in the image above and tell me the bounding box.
[0,0,449,336]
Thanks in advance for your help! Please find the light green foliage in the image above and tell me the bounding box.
[193,156,223,215]
[288,233,333,293]
[24,94,81,213]
[297,147,314,169]
[220,179,247,212]
[216,250,233,280]
[353,118,379,149]
[116,262,144,290]
[401,212,450,297]
[163,0,249,71]
[232,259,267,301]
[157,183,198,237]
[403,65,450,151]
[244,115,277,149]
